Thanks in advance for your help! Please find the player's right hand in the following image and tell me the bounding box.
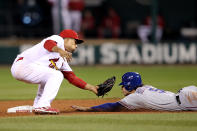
[71,105,91,111]
[84,84,98,95]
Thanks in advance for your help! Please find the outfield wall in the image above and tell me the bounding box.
[0,42,197,65]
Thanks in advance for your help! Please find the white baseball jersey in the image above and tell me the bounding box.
[11,35,72,108]
[16,35,72,71]
[119,85,197,111]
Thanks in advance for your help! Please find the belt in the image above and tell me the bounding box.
[176,95,181,104]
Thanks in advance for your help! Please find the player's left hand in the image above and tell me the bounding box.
[59,50,72,62]
[97,76,116,97]
[52,46,72,62]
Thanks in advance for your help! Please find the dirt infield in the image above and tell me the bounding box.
[0,99,194,117]
[0,98,119,117]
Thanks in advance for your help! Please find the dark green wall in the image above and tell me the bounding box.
[0,47,19,64]
[105,0,196,30]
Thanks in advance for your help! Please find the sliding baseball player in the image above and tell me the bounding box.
[72,72,197,112]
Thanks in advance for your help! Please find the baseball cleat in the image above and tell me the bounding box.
[33,107,60,115]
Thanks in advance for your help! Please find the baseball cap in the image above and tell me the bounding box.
[59,29,84,44]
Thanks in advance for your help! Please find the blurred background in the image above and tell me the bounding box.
[0,0,197,64]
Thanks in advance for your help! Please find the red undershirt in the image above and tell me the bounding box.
[62,71,87,89]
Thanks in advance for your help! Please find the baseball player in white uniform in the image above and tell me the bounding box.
[11,29,98,114]
[72,72,197,112]
[48,0,72,34]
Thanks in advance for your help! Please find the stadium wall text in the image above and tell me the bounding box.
[71,43,197,65]
[0,43,197,64]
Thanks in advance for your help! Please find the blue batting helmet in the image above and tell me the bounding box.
[119,72,142,92]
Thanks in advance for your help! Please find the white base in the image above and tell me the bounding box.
[7,105,34,113]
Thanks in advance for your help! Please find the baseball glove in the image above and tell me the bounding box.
[97,76,116,97]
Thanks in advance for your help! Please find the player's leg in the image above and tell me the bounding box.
[34,70,63,108]
[51,8,60,34]
[178,86,197,110]
[70,11,82,32]
[155,26,163,42]
[32,69,63,114]
[33,82,45,108]
[62,9,72,29]
[181,86,197,91]
[12,62,63,114]
[30,64,64,114]
[23,63,64,107]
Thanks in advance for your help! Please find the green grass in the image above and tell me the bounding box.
[0,113,197,131]
[1,65,197,131]
[1,65,197,100]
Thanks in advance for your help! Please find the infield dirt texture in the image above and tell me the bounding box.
[0,99,119,117]
[1,99,197,117]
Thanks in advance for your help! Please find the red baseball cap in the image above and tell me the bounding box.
[59,29,84,44]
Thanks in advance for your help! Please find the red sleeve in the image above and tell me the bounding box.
[62,71,87,89]
[44,40,57,52]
